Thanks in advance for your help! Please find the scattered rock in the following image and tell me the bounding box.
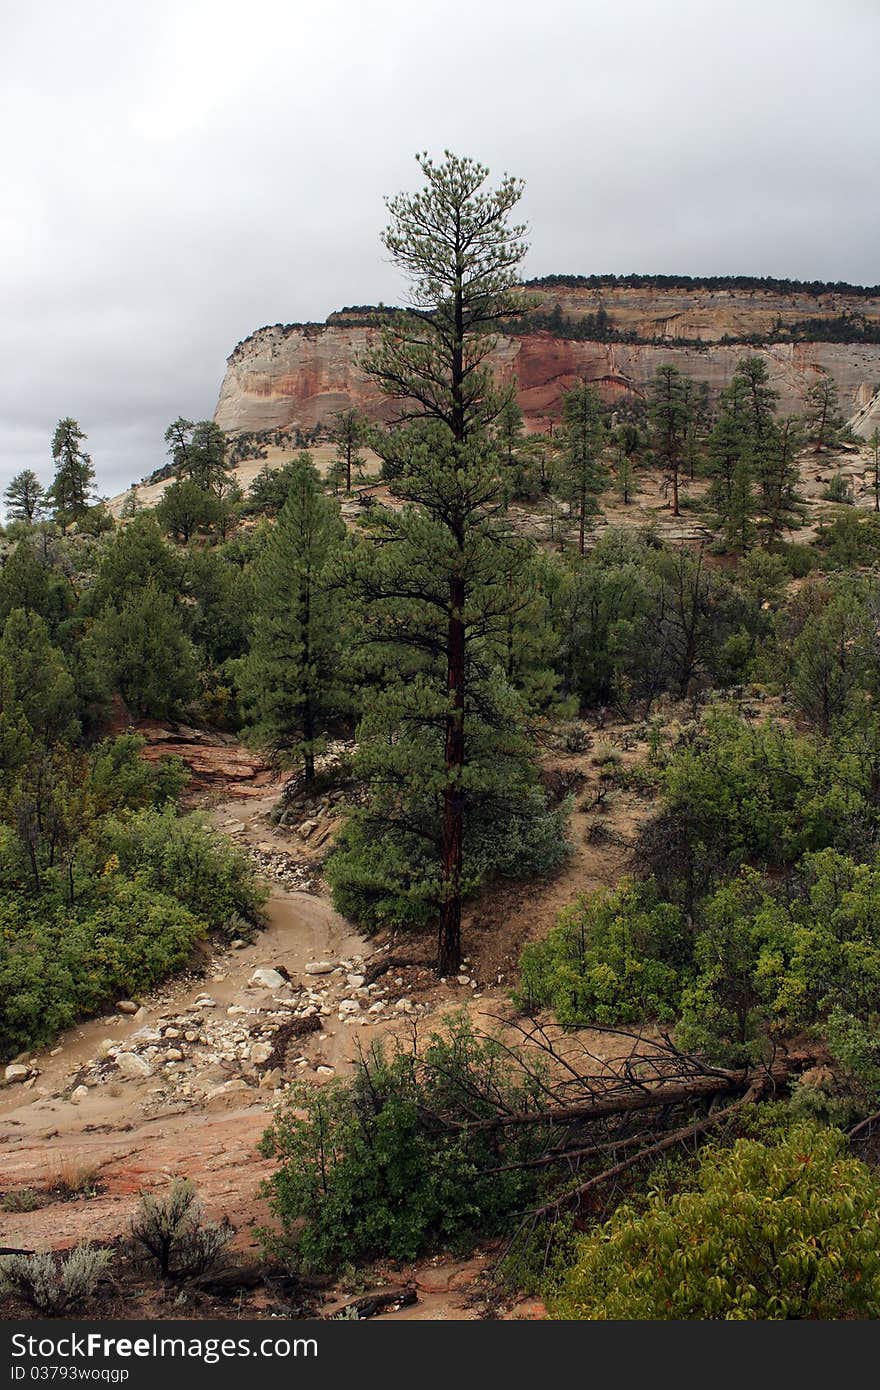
[116,1053,153,1080]
[316,1065,335,1077]
[249,967,287,990]
[165,1048,184,1062]
[338,999,361,1015]
[70,1085,89,1103]
[298,820,318,838]
[116,1000,138,1015]
[4,1064,28,1084]
[346,973,366,989]
[305,960,334,975]
[259,1067,282,1090]
[394,998,414,1014]
[250,1042,274,1065]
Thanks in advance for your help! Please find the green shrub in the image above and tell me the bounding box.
[822,473,853,504]
[260,1016,547,1273]
[0,878,205,1057]
[549,1124,880,1319]
[94,806,266,933]
[515,879,689,1026]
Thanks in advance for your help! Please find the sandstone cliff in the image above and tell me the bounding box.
[214,281,880,435]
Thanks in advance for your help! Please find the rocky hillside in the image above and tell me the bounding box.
[214,278,880,435]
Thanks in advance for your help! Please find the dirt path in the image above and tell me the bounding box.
[0,730,648,1318]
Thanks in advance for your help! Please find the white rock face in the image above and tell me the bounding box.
[116,1052,153,1080]
[250,967,287,990]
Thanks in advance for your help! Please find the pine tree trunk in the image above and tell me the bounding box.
[438,577,465,976]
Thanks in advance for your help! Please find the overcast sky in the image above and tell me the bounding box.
[2,0,878,502]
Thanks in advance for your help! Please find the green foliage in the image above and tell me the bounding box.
[0,877,205,1057]
[3,470,44,525]
[155,478,219,543]
[84,581,198,718]
[789,584,874,732]
[516,879,688,1025]
[549,1124,880,1319]
[260,1016,547,1273]
[647,711,867,898]
[558,382,606,552]
[815,510,880,569]
[182,544,253,669]
[0,540,74,635]
[805,377,845,451]
[48,418,95,524]
[0,1244,112,1316]
[238,456,348,779]
[822,472,853,503]
[0,608,80,763]
[86,514,183,613]
[93,806,266,934]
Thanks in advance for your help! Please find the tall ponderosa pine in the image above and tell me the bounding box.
[559,382,606,554]
[649,366,690,517]
[4,470,44,524]
[48,418,95,523]
[238,456,347,782]
[805,376,844,451]
[340,152,560,974]
[331,410,365,495]
[708,357,802,548]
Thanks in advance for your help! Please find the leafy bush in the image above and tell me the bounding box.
[516,879,688,1025]
[130,1179,232,1280]
[0,878,205,1057]
[517,828,880,1065]
[814,510,880,569]
[85,734,188,814]
[643,711,871,903]
[94,806,266,933]
[549,1124,880,1319]
[260,1016,547,1273]
[0,1244,111,1315]
[822,473,853,504]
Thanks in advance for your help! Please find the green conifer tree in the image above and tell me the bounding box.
[559,382,606,554]
[238,456,348,782]
[333,152,563,974]
[48,418,95,524]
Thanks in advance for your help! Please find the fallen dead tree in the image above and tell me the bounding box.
[260,1012,822,1275]
[395,1015,819,1218]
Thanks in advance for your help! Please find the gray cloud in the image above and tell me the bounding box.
[2,0,878,500]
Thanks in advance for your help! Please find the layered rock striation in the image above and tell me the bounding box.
[214,280,880,436]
